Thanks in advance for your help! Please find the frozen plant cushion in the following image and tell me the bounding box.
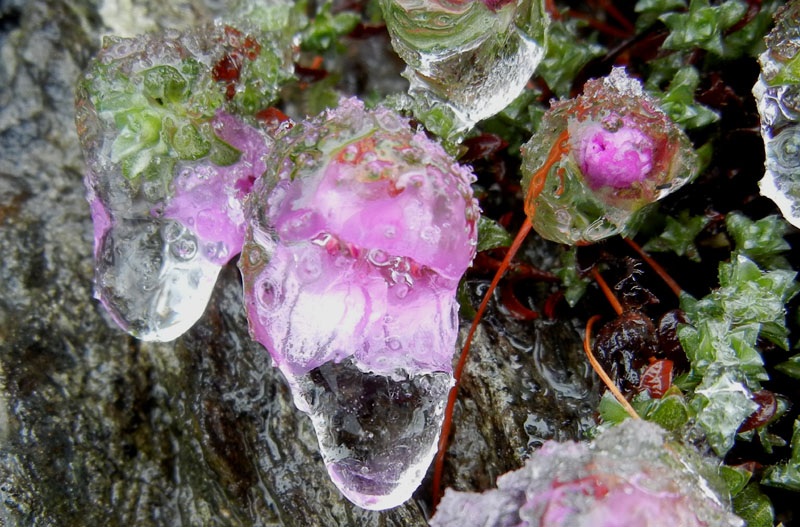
[239,98,479,509]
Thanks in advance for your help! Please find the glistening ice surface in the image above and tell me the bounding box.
[239,98,479,509]
[76,26,284,340]
[431,420,744,527]
[521,67,698,244]
[753,0,800,228]
[381,0,547,134]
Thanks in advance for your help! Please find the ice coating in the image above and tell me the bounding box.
[239,98,479,509]
[380,0,547,135]
[753,0,800,228]
[521,67,698,244]
[431,420,744,527]
[76,26,280,341]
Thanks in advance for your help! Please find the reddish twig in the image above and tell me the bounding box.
[432,217,533,510]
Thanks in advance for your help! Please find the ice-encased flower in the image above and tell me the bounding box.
[76,25,286,341]
[431,420,743,527]
[521,67,698,245]
[239,98,479,510]
[753,0,800,229]
[380,0,548,136]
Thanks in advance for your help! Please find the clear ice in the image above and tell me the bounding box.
[239,98,479,509]
[76,26,285,340]
[380,0,548,135]
[753,0,800,229]
[521,67,698,245]
[431,420,744,527]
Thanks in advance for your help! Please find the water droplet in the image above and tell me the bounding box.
[170,236,197,260]
[368,249,391,266]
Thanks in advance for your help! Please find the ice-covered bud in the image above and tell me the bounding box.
[76,25,286,341]
[380,0,548,136]
[431,420,744,527]
[239,98,479,510]
[753,0,800,228]
[572,119,654,189]
[521,67,697,245]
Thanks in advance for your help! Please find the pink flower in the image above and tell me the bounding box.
[572,118,654,190]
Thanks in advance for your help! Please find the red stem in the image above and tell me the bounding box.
[431,217,533,510]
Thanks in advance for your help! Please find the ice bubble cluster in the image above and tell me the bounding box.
[521,67,698,245]
[239,97,479,510]
[431,420,743,527]
[753,0,800,229]
[380,0,548,135]
[76,25,290,341]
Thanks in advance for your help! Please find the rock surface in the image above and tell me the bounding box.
[0,1,599,525]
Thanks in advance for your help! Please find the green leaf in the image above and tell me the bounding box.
[301,1,360,53]
[726,212,792,269]
[598,391,631,425]
[775,353,800,379]
[142,65,188,104]
[553,247,590,307]
[693,367,758,456]
[457,278,477,319]
[723,0,783,58]
[476,216,513,252]
[719,464,752,497]
[648,390,691,431]
[642,209,710,261]
[660,0,748,56]
[655,67,720,129]
[762,419,800,491]
[733,483,775,527]
[171,123,210,160]
[537,14,605,97]
[209,133,242,166]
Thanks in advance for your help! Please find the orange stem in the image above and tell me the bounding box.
[432,217,533,510]
[623,237,683,298]
[584,315,640,420]
[524,130,569,219]
[591,268,623,316]
[433,130,569,509]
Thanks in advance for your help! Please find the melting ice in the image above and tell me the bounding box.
[76,27,281,340]
[753,0,800,229]
[431,420,744,527]
[380,0,548,135]
[239,98,479,509]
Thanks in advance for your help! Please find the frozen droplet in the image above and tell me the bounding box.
[239,98,478,509]
[381,0,548,135]
[77,26,274,341]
